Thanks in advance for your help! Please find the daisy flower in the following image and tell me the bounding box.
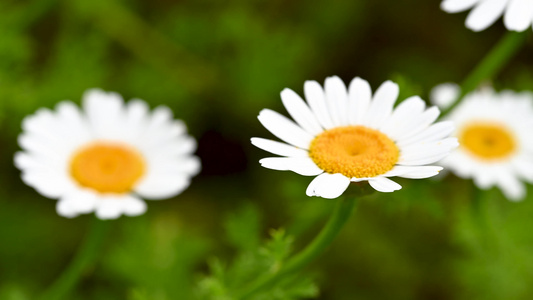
[441,0,533,32]
[431,84,533,201]
[15,89,200,219]
[251,76,458,199]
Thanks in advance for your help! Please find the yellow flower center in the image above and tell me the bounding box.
[459,122,516,160]
[309,126,399,178]
[70,142,146,194]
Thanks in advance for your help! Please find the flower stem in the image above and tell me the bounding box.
[469,186,501,249]
[471,185,488,228]
[40,217,110,300]
[234,196,357,300]
[441,31,529,116]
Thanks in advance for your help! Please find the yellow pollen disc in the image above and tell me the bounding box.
[309,126,399,178]
[459,122,516,160]
[70,142,145,194]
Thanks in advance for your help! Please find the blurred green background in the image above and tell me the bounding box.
[1,0,533,299]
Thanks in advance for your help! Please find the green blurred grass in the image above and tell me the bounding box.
[1,0,533,299]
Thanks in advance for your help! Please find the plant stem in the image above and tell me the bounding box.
[40,218,110,300]
[470,185,488,228]
[235,196,357,300]
[470,186,501,250]
[441,31,529,116]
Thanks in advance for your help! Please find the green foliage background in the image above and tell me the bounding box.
[1,0,533,299]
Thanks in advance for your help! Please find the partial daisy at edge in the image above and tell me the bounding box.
[251,76,458,199]
[14,89,201,219]
[431,83,533,201]
[441,0,533,32]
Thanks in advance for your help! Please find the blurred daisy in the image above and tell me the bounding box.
[441,0,533,32]
[432,84,533,201]
[252,76,458,199]
[15,89,200,219]
[430,82,460,109]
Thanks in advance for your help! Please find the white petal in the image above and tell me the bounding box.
[400,137,459,162]
[441,0,480,13]
[56,200,80,218]
[138,152,200,192]
[504,0,533,31]
[365,81,399,129]
[280,88,323,135]
[95,197,124,220]
[257,109,314,149]
[145,156,201,177]
[324,76,350,126]
[125,99,150,125]
[348,77,372,125]
[304,80,335,129]
[181,156,202,175]
[55,101,92,143]
[305,173,350,199]
[14,152,39,170]
[134,106,180,145]
[472,167,498,189]
[350,177,368,183]
[18,133,68,163]
[149,106,174,129]
[20,106,89,155]
[83,88,126,139]
[259,157,323,176]
[142,136,197,158]
[368,177,402,192]
[394,106,441,141]
[466,0,509,31]
[136,120,190,153]
[399,138,458,166]
[14,151,61,173]
[512,159,533,182]
[122,196,147,216]
[250,138,309,157]
[21,108,58,141]
[135,174,191,200]
[59,189,99,215]
[496,173,525,201]
[384,165,443,179]
[94,195,146,219]
[380,96,426,140]
[399,152,453,166]
[441,151,476,178]
[21,172,73,199]
[398,121,455,147]
[122,99,150,142]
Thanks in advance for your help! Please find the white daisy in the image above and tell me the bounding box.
[251,76,458,199]
[15,89,201,219]
[432,85,533,201]
[441,0,533,32]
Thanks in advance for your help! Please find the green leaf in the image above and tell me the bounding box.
[196,205,318,300]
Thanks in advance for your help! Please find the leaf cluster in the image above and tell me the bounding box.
[196,204,318,300]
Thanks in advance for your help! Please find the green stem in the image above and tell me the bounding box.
[235,196,357,300]
[470,186,499,250]
[441,31,529,117]
[40,218,110,300]
[470,185,487,228]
